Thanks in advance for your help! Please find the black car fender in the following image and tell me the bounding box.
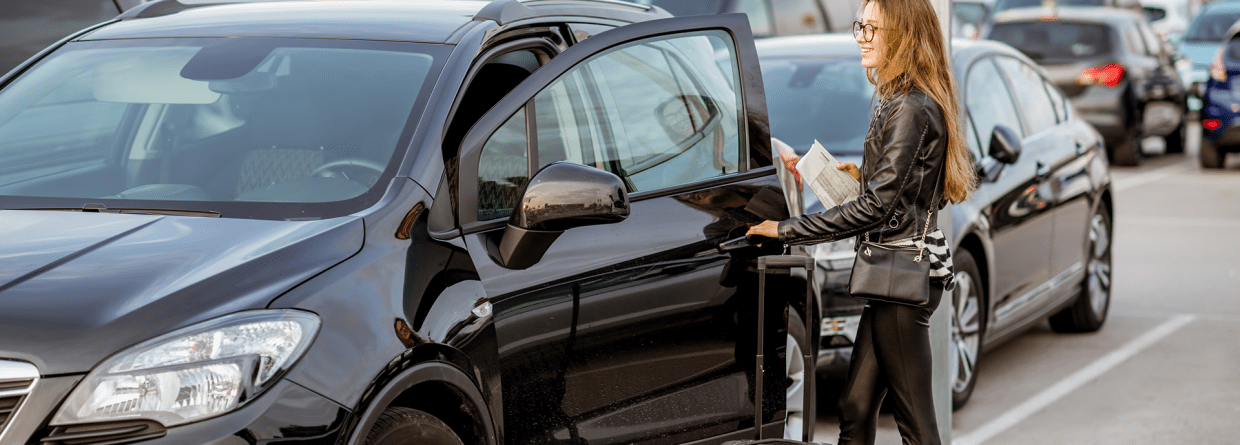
[949,203,998,319]
[341,357,499,445]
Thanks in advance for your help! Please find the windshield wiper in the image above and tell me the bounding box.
[19,203,221,218]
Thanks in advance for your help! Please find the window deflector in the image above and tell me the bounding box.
[455,13,768,230]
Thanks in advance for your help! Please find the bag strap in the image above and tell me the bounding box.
[866,114,930,244]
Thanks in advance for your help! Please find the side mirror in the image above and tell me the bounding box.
[496,162,630,269]
[989,124,1022,164]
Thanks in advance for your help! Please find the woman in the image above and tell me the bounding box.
[746,0,977,443]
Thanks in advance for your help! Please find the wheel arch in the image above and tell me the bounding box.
[344,359,499,445]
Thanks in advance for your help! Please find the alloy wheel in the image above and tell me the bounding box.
[949,271,981,397]
[784,332,806,440]
[1088,213,1112,317]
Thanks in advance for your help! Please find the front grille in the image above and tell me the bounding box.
[0,394,24,431]
[41,420,168,445]
[0,359,38,442]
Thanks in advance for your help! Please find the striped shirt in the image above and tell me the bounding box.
[887,228,954,284]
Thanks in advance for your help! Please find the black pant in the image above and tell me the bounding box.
[837,282,945,445]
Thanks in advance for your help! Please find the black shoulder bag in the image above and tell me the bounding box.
[847,143,944,307]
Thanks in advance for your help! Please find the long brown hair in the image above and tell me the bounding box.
[864,0,976,203]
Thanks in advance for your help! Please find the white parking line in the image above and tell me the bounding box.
[1112,162,1193,192]
[952,314,1197,445]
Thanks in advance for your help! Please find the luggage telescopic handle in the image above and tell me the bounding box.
[753,255,817,443]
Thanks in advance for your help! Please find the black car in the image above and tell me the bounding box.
[756,34,1115,409]
[0,0,150,74]
[0,1,817,444]
[633,0,858,38]
[987,6,1189,166]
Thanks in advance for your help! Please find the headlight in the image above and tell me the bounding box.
[53,310,320,427]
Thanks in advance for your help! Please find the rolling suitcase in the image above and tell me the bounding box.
[721,254,829,445]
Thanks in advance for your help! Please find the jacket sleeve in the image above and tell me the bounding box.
[776,95,937,245]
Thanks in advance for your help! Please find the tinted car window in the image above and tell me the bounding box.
[760,57,873,155]
[591,33,742,192]
[965,58,1024,155]
[476,31,744,220]
[995,56,1058,133]
[1184,10,1240,42]
[1143,6,1167,22]
[0,38,442,219]
[989,22,1113,63]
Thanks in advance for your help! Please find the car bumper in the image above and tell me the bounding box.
[5,377,350,445]
[1068,86,1127,140]
[1201,80,1240,143]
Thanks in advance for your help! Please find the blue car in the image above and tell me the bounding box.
[1199,19,1240,168]
[1177,0,1240,113]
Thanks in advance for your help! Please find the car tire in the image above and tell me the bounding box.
[1200,136,1224,169]
[1049,208,1112,333]
[362,407,465,445]
[949,249,984,410]
[1164,119,1186,154]
[1110,125,1142,166]
[784,307,809,441]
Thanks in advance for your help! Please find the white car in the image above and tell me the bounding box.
[1142,0,1191,43]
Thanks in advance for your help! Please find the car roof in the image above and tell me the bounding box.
[992,5,1142,25]
[754,33,1039,78]
[80,0,662,44]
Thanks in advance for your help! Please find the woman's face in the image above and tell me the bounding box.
[857,1,885,69]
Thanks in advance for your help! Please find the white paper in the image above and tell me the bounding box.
[795,140,860,209]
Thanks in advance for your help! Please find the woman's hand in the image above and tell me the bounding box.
[836,162,860,181]
[746,220,780,239]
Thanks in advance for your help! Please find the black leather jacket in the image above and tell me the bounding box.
[778,87,948,245]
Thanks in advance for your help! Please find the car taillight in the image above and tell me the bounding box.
[1203,119,1222,131]
[1210,48,1227,82]
[1075,64,1124,88]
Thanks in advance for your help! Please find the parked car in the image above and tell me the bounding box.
[756,34,1115,409]
[954,0,994,39]
[1197,18,1240,167]
[0,0,819,443]
[1177,0,1240,113]
[1142,0,1192,42]
[633,0,858,38]
[0,0,151,74]
[992,0,1140,14]
[988,7,1189,165]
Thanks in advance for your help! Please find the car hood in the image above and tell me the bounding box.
[1180,41,1220,69]
[0,210,363,375]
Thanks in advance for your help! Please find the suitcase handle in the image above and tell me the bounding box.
[754,254,817,443]
[757,255,815,271]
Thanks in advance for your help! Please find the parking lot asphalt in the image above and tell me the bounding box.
[812,123,1240,444]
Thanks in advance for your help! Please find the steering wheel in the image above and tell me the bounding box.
[312,158,387,185]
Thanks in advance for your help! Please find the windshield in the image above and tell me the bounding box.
[1185,10,1240,42]
[0,38,446,220]
[989,22,1113,62]
[760,57,874,156]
